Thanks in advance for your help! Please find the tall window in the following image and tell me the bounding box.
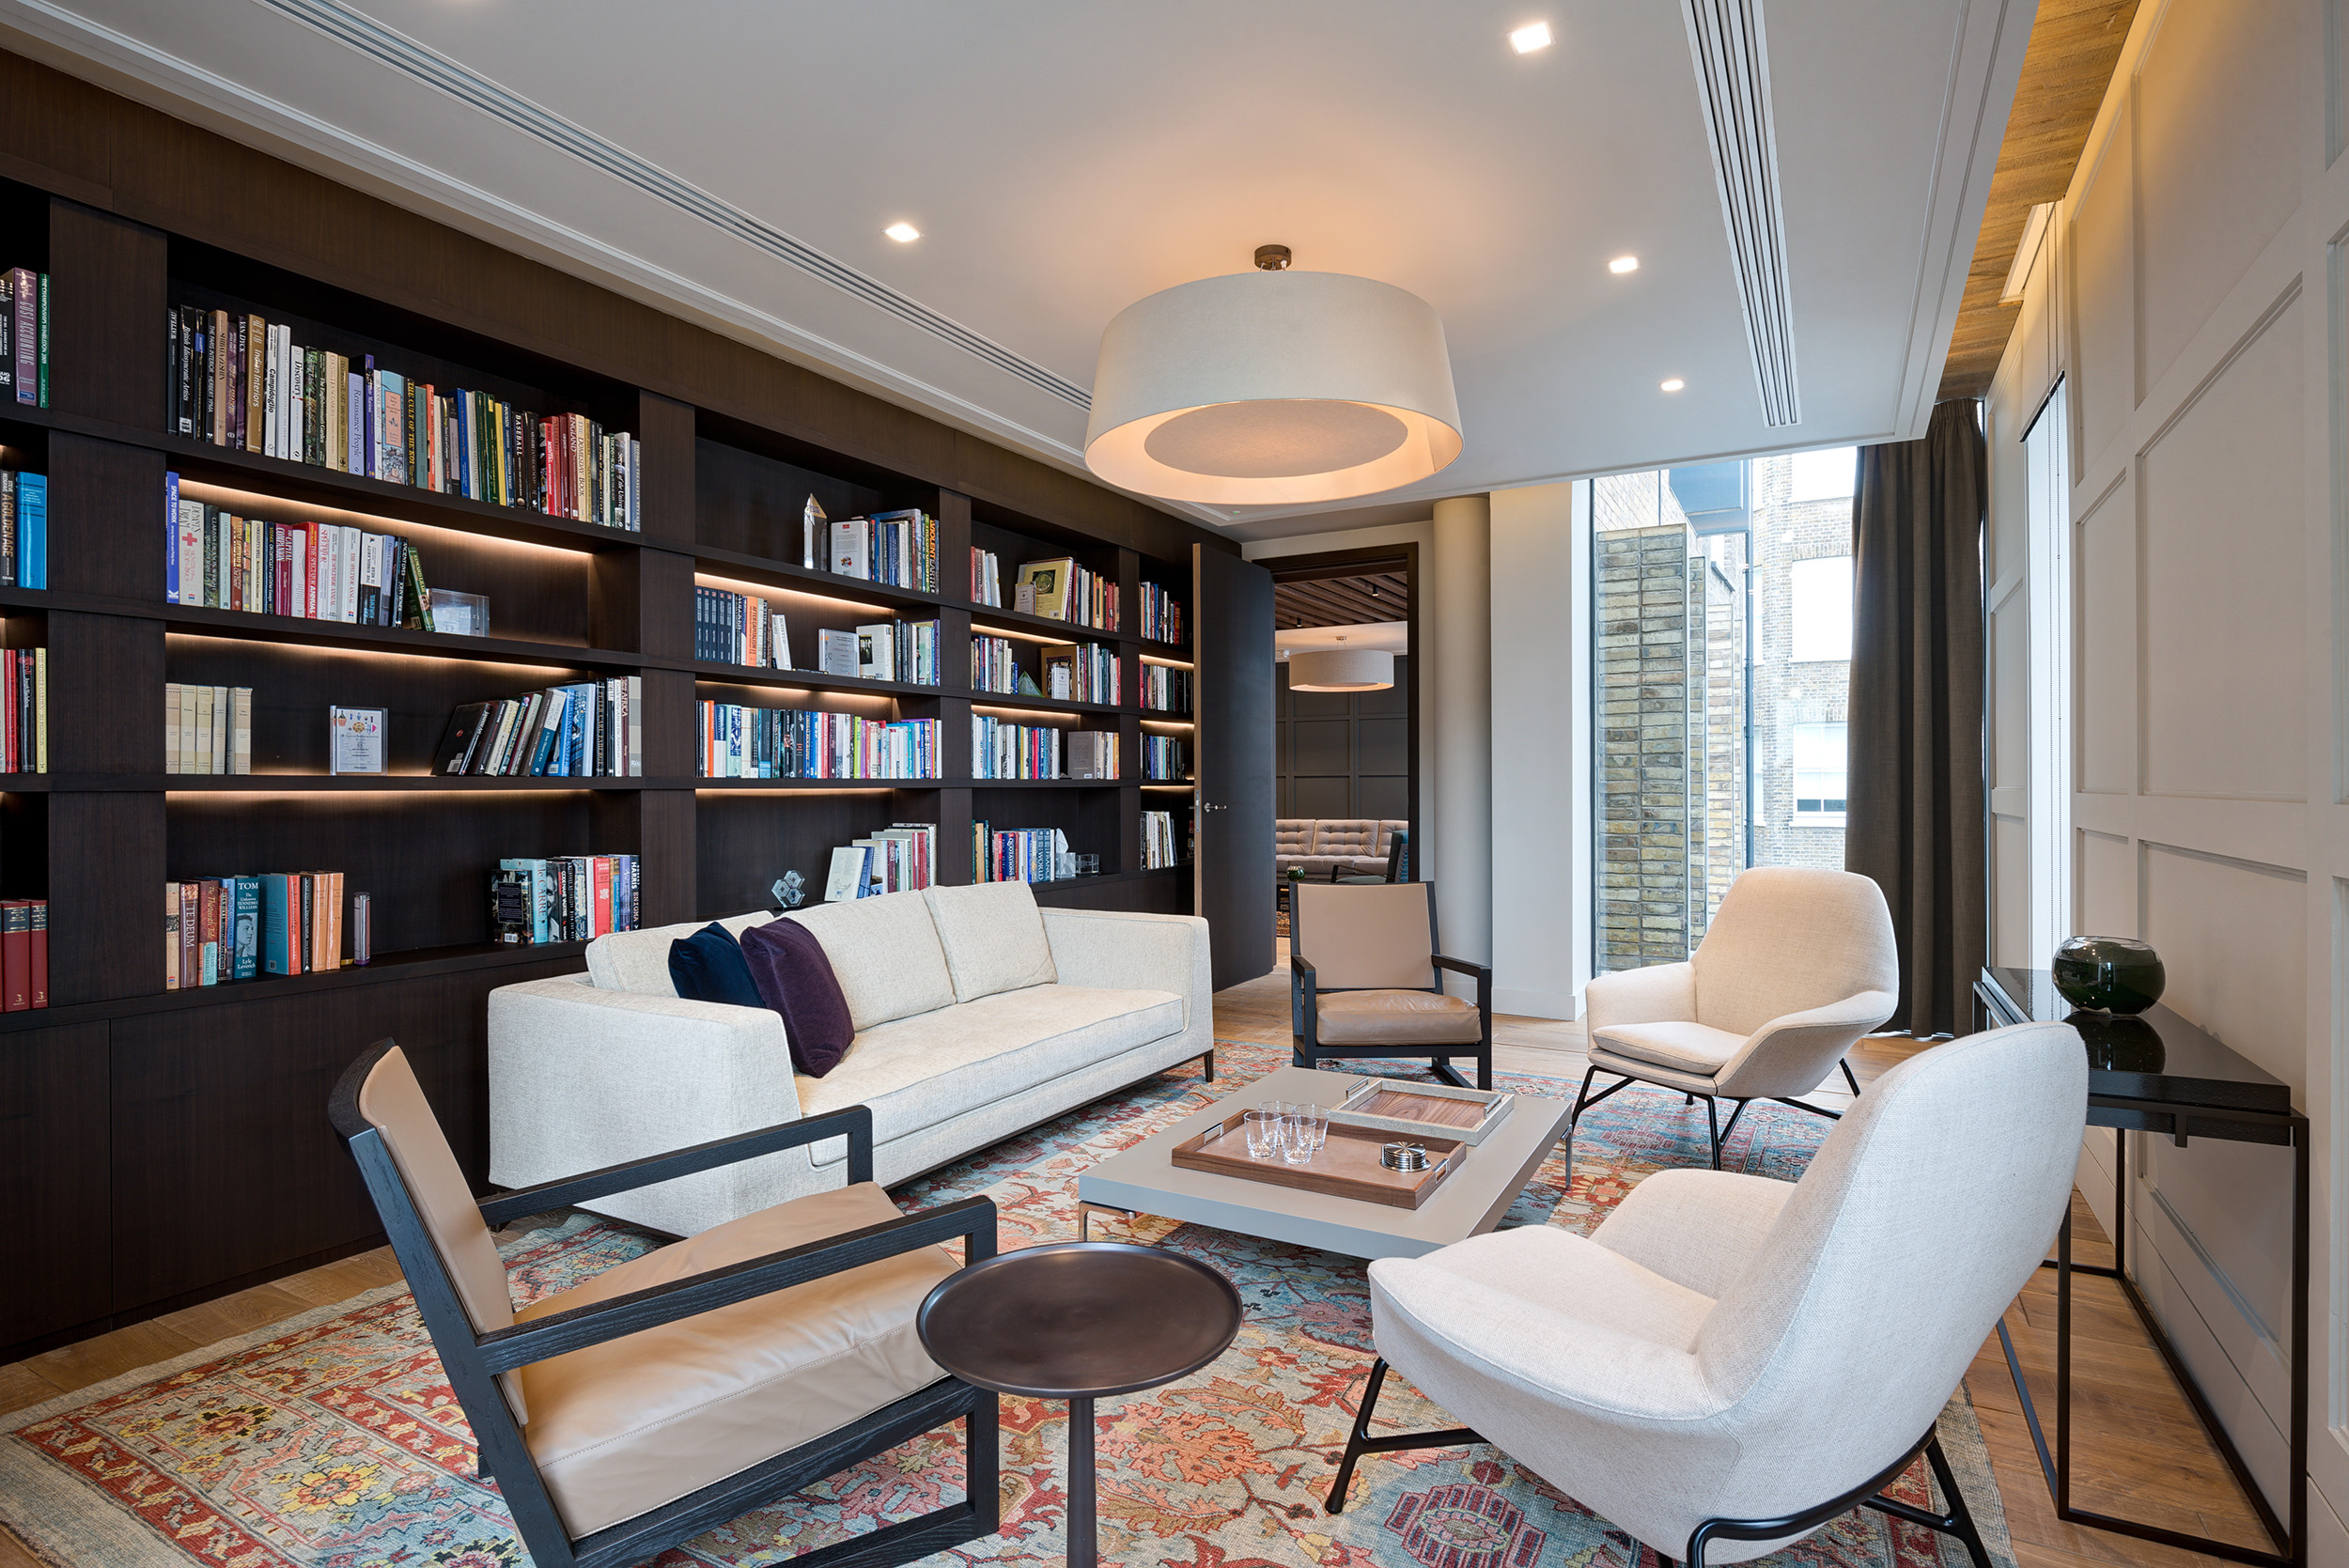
[1789,446,1857,503]
[1788,556,1853,661]
[1791,722,1848,817]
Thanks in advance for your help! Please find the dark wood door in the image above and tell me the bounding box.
[1193,546,1275,988]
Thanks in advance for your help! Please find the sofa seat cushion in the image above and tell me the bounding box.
[1315,989,1483,1046]
[780,892,957,1032]
[799,985,1184,1159]
[924,881,1056,1001]
[1591,1019,1748,1076]
[514,1182,955,1538]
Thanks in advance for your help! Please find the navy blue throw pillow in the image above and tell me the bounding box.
[667,922,765,1008]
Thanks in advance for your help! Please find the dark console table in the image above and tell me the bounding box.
[1975,967,2307,1568]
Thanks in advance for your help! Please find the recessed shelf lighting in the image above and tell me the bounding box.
[1510,22,1552,53]
[884,222,921,243]
[1660,378,1686,393]
[1609,256,1641,274]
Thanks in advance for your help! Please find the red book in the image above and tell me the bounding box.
[303,521,319,620]
[199,879,221,986]
[0,900,27,1010]
[592,855,613,939]
[31,897,48,1007]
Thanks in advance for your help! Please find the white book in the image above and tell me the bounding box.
[275,326,294,459]
[626,436,641,531]
[211,683,228,775]
[194,685,214,773]
[262,327,280,458]
[770,613,791,671]
[339,525,361,622]
[231,687,251,775]
[179,683,196,775]
[357,529,381,622]
[163,683,180,774]
[823,845,871,903]
[832,519,870,580]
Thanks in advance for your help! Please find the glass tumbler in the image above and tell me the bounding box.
[1243,1110,1283,1160]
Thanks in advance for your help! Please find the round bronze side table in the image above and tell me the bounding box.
[917,1241,1242,1568]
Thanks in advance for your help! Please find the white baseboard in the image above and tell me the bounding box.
[1492,986,1579,1021]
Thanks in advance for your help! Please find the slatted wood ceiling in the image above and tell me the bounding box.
[1273,572,1408,629]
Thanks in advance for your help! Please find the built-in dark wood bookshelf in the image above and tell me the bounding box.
[0,48,1223,1359]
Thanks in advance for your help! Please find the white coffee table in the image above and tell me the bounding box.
[1076,1065,1572,1261]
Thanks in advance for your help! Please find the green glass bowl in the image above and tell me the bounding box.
[2050,936,2165,1016]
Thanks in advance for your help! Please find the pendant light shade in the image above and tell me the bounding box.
[1287,646,1395,691]
[1085,267,1462,505]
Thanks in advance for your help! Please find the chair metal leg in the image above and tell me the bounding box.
[1682,1426,1979,1568]
[1704,1096,1721,1170]
[1841,1058,1861,1096]
[1324,1357,1485,1515]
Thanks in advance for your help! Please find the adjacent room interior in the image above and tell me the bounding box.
[0,6,2331,1568]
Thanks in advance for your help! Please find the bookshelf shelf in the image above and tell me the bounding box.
[156,605,646,670]
[967,691,1125,717]
[690,544,952,614]
[690,661,944,700]
[691,777,937,791]
[147,775,669,792]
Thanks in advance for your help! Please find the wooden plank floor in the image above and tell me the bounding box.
[0,950,2270,1568]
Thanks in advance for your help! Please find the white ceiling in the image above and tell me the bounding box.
[0,0,2028,541]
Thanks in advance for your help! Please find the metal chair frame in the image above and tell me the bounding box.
[1563,1064,1849,1170]
[330,1038,1002,1568]
[1326,1357,1990,1568]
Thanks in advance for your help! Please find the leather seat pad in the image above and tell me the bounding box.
[1315,988,1484,1046]
[515,1182,957,1537]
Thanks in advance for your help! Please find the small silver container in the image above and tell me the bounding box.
[1380,1142,1429,1172]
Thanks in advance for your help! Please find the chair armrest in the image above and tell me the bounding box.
[1713,989,1898,1100]
[1292,953,1319,1043]
[1590,1167,1795,1298]
[477,1105,874,1226]
[1581,961,1696,1034]
[1433,954,1492,1017]
[477,1194,999,1373]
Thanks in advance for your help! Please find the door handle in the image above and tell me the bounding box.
[1202,801,1227,812]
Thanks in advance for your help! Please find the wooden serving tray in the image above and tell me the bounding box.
[1328,1079,1514,1145]
[1169,1110,1467,1209]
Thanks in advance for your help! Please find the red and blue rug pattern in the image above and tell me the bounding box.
[0,1038,2010,1568]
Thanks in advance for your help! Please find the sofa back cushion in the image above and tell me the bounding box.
[1275,819,1315,857]
[923,881,1057,1002]
[1311,819,1383,858]
[586,910,770,996]
[782,890,957,1032]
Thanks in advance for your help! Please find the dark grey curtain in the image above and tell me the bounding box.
[1846,398,1985,1037]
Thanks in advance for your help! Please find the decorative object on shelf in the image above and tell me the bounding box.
[329,706,387,775]
[427,589,488,636]
[801,493,824,569]
[2050,934,2165,1015]
[164,681,247,775]
[4,265,51,408]
[771,870,806,909]
[1288,635,1393,692]
[350,892,371,966]
[1085,244,1461,505]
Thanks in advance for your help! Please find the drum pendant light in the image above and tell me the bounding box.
[1085,245,1462,505]
[1287,636,1395,692]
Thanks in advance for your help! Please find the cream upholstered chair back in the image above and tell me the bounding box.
[1293,881,1438,990]
[1689,1024,2083,1514]
[1690,867,1898,1038]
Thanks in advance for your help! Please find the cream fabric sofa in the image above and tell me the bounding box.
[488,881,1213,1236]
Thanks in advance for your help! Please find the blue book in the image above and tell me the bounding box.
[260,875,292,975]
[567,683,595,775]
[163,471,179,603]
[527,691,565,776]
[230,876,259,980]
[21,471,44,590]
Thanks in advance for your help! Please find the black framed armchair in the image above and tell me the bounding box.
[330,1039,1000,1568]
[1291,881,1491,1090]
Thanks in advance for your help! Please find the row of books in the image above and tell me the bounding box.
[166,306,641,528]
[4,268,50,408]
[1142,810,1187,869]
[0,648,44,774]
[1042,642,1119,704]
[165,872,345,986]
[436,679,644,777]
[1143,735,1189,781]
[849,620,940,684]
[971,718,1118,781]
[164,683,251,775]
[823,824,938,900]
[971,547,1005,608]
[1139,664,1193,712]
[807,505,938,593]
[0,899,46,1009]
[970,635,1034,695]
[490,855,643,944]
[1140,582,1184,645]
[974,824,1071,885]
[0,469,49,588]
[167,475,437,627]
[700,704,941,780]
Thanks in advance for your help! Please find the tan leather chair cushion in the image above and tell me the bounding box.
[1591,1020,1747,1076]
[515,1182,957,1537]
[1316,989,1484,1046]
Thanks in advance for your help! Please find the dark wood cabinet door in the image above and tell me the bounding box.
[1192,546,1274,988]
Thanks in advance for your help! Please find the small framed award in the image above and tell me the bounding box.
[330,706,388,775]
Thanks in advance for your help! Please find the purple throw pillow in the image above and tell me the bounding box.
[740,917,855,1077]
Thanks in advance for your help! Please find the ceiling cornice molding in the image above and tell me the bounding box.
[0,0,1246,520]
[1681,0,1800,427]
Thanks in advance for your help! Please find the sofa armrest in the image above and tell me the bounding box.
[1041,908,1212,1028]
[488,974,810,1234]
[1581,961,1697,1036]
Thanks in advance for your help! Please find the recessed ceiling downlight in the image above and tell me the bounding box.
[1085,247,1462,505]
[1609,256,1641,274]
[1661,378,1686,393]
[883,222,921,242]
[1510,22,1552,53]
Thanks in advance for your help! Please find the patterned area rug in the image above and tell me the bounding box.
[0,1039,2014,1568]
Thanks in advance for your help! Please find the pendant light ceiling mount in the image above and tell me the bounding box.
[1085,246,1462,507]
